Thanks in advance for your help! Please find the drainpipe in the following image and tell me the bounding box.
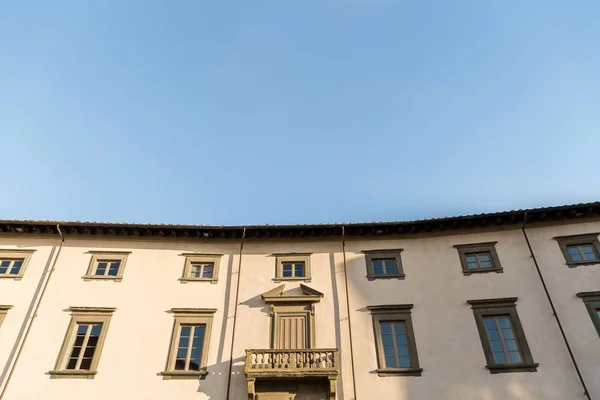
[0,224,64,399]
[226,227,246,400]
[341,225,358,400]
[522,214,591,400]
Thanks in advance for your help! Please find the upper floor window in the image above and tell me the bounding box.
[368,304,421,376]
[49,307,115,379]
[555,233,600,267]
[273,254,312,282]
[0,249,35,280]
[179,254,222,283]
[454,242,503,275]
[467,297,537,374]
[83,251,130,282]
[362,249,405,280]
[576,291,600,337]
[161,308,216,379]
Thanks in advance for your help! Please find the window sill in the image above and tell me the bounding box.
[486,363,538,374]
[0,276,23,280]
[367,275,405,281]
[160,370,208,380]
[49,370,97,379]
[178,278,218,284]
[463,268,503,276]
[82,276,122,282]
[272,277,312,283]
[566,261,600,268]
[376,368,422,377]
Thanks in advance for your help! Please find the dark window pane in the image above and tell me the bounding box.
[10,260,23,274]
[77,324,89,335]
[508,351,522,363]
[384,355,396,368]
[95,262,107,275]
[493,352,506,363]
[581,246,598,260]
[177,349,187,359]
[80,358,92,370]
[84,346,96,358]
[568,247,583,261]
[282,264,293,277]
[397,346,409,357]
[188,360,200,370]
[86,336,99,347]
[395,334,407,345]
[90,325,102,336]
[384,260,397,274]
[66,358,78,370]
[175,359,186,370]
[69,346,82,358]
[179,337,189,348]
[383,345,395,355]
[380,322,392,334]
[180,326,191,337]
[202,265,213,278]
[505,339,519,352]
[490,341,503,352]
[294,263,305,277]
[0,261,10,267]
[487,329,500,341]
[381,334,393,345]
[108,262,120,276]
[398,356,410,368]
[465,255,478,269]
[497,317,511,329]
[483,318,496,330]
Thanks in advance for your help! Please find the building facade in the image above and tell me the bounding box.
[0,202,599,400]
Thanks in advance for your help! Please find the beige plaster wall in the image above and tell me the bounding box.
[0,221,598,400]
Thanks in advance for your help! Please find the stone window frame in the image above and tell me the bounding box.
[554,233,600,267]
[83,251,131,282]
[576,291,600,337]
[467,297,538,374]
[0,249,35,280]
[368,304,422,376]
[273,253,312,282]
[362,249,405,281]
[0,305,13,327]
[454,242,503,276]
[49,307,116,379]
[179,253,222,284]
[161,308,216,379]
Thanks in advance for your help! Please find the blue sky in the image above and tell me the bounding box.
[1,1,599,225]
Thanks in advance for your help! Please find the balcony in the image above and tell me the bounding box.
[245,349,339,399]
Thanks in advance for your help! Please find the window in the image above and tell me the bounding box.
[83,251,130,281]
[50,307,115,379]
[555,234,600,267]
[0,305,13,327]
[363,249,405,280]
[576,291,600,337]
[467,298,537,373]
[368,304,422,376]
[180,254,222,283]
[161,308,215,379]
[274,254,312,282]
[0,249,35,280]
[454,242,502,275]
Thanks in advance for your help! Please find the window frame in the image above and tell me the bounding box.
[454,242,503,275]
[368,304,422,376]
[161,308,216,379]
[273,253,312,282]
[362,249,405,281]
[467,297,537,374]
[576,291,600,337]
[179,253,222,283]
[83,251,131,282]
[0,249,35,280]
[0,305,13,327]
[555,233,600,267]
[49,307,115,379]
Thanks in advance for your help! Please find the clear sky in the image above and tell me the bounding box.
[1,1,599,225]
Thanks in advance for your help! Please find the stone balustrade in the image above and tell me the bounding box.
[245,348,339,378]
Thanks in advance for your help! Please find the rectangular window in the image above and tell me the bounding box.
[50,307,115,379]
[455,242,502,275]
[576,292,600,337]
[468,298,537,373]
[368,304,421,376]
[0,305,13,327]
[363,249,404,280]
[274,254,312,282]
[162,308,216,379]
[0,250,35,280]
[180,254,222,283]
[555,233,600,267]
[83,251,130,281]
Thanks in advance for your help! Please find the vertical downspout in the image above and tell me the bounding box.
[522,213,591,400]
[226,227,246,400]
[341,225,358,400]
[0,224,64,399]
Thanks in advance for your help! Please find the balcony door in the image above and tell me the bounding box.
[276,314,308,349]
